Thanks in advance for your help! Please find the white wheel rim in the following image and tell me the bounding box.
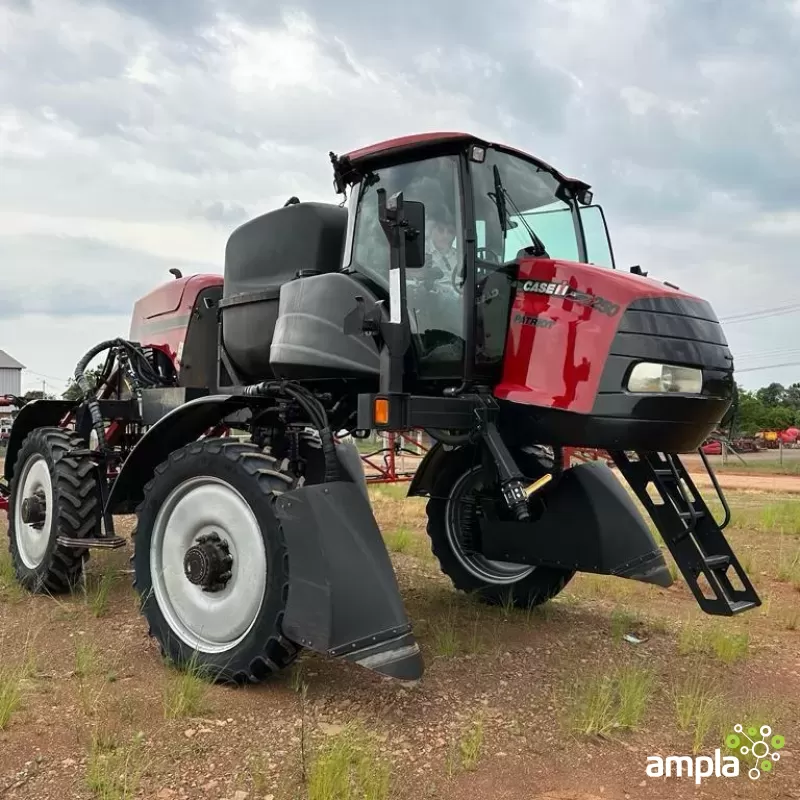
[150,476,267,655]
[445,466,535,585]
[14,454,54,569]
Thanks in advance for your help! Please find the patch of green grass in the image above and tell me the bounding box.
[75,641,100,680]
[615,665,654,730]
[671,671,724,754]
[85,565,118,619]
[0,548,23,603]
[431,612,460,658]
[710,629,750,664]
[677,622,750,663]
[458,715,484,771]
[609,609,641,641]
[384,528,412,554]
[0,665,24,730]
[307,724,390,800]
[163,655,210,720]
[85,731,146,800]
[776,547,800,586]
[570,664,654,736]
[573,573,636,601]
[725,499,800,534]
[368,483,410,503]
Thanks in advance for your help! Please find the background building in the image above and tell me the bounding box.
[0,349,24,397]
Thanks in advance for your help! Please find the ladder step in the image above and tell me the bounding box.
[609,450,761,618]
[57,536,127,550]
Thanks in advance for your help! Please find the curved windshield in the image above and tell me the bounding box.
[469,148,613,373]
[471,149,579,263]
[471,148,613,268]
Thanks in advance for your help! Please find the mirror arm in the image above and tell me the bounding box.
[375,189,415,396]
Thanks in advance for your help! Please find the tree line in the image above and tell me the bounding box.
[731,382,800,436]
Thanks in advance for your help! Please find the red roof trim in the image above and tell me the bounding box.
[341,131,588,190]
[343,132,473,162]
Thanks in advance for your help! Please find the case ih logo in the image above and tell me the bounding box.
[519,279,620,318]
[521,280,570,297]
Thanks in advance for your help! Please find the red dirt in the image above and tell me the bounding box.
[1,458,799,799]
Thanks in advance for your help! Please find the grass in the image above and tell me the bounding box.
[569,664,654,736]
[609,608,641,641]
[0,664,24,729]
[85,731,146,800]
[163,655,210,720]
[720,499,800,534]
[776,547,800,586]
[431,610,461,658]
[677,622,750,663]
[384,528,413,554]
[671,671,724,753]
[84,564,118,619]
[0,548,23,603]
[307,724,390,800]
[458,715,484,771]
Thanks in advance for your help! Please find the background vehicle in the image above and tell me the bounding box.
[2,132,759,684]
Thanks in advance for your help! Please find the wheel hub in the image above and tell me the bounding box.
[20,491,47,527]
[183,532,233,592]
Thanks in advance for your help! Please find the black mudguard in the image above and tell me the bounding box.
[479,461,673,587]
[407,441,466,498]
[274,480,423,681]
[3,400,74,482]
[107,394,253,514]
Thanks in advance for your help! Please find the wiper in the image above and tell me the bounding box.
[490,165,548,258]
[491,164,510,233]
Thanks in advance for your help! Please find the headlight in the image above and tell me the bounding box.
[627,362,703,394]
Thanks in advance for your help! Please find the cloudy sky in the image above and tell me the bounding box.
[1,0,799,395]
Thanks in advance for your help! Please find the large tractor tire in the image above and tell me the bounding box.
[7,427,102,593]
[425,445,575,608]
[132,438,300,684]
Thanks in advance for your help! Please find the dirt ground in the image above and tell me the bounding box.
[1,464,800,799]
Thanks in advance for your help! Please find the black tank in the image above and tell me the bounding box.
[220,202,347,382]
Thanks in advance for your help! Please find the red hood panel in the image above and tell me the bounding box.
[494,259,702,414]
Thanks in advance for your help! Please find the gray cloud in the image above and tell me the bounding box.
[1,0,799,390]
[0,234,216,317]
[190,200,248,225]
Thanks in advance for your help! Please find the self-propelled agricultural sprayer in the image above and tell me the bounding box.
[3,133,759,683]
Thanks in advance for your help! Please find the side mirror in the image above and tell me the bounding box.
[402,200,426,269]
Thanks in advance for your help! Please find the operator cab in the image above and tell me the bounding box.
[334,133,616,386]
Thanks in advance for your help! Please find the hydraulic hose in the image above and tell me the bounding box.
[73,339,128,452]
[243,381,342,482]
[72,338,172,452]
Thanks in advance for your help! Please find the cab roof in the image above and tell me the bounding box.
[339,131,590,191]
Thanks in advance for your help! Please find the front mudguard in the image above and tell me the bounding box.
[3,400,74,482]
[274,480,423,681]
[479,461,673,587]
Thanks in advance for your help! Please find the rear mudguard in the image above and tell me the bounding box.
[275,481,423,681]
[479,460,673,587]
